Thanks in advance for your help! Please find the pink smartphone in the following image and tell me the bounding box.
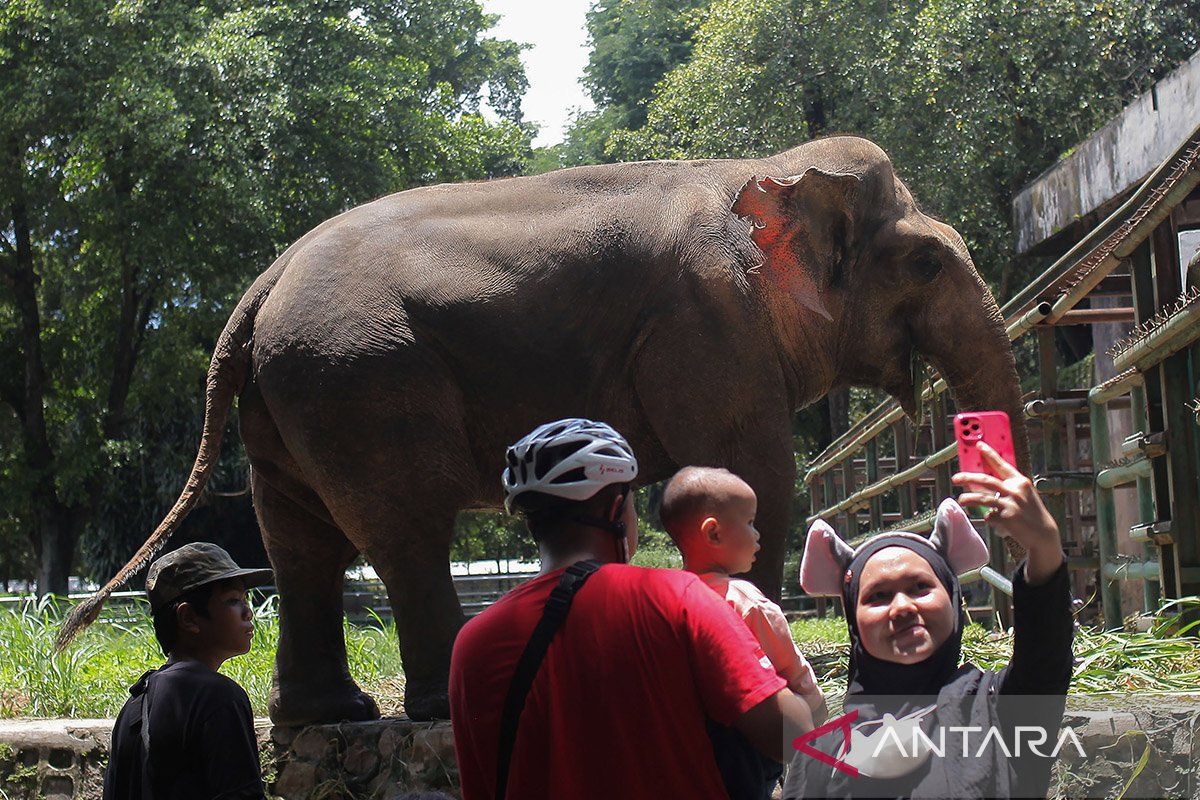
[954,411,1016,492]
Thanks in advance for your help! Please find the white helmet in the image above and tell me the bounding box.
[502,418,639,513]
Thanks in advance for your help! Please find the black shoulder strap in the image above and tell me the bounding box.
[495,559,602,800]
[138,670,157,800]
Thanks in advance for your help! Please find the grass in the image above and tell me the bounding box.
[0,594,404,719]
[792,597,1200,706]
[3,594,1199,720]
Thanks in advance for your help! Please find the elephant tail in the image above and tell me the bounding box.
[56,258,289,651]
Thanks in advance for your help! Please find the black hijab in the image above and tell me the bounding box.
[842,535,965,712]
[784,536,1011,800]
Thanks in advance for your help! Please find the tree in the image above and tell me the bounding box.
[611,0,1200,295]
[533,0,707,169]
[584,0,709,130]
[0,0,532,595]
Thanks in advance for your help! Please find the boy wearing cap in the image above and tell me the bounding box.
[103,542,272,800]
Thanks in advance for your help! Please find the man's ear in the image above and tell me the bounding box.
[700,516,720,544]
[608,492,624,521]
[731,167,860,321]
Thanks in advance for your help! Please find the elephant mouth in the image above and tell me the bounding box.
[892,349,927,425]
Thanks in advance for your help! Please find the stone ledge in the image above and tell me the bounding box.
[2,701,1198,799]
[266,718,456,799]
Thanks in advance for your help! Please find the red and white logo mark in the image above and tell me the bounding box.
[792,709,860,777]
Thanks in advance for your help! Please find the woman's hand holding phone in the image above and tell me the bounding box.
[952,442,1064,585]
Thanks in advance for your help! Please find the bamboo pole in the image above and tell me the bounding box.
[1088,368,1142,406]
[1096,458,1154,489]
[807,443,957,525]
[1112,297,1200,373]
[1090,400,1123,628]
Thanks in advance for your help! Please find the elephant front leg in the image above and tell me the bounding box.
[254,478,380,727]
[363,519,463,722]
[735,449,796,602]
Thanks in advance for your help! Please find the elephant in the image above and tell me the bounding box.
[60,135,1028,725]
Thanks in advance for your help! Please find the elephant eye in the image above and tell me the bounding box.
[913,257,942,282]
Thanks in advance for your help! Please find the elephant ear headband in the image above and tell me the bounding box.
[799,498,989,596]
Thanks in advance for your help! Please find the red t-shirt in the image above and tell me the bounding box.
[449,563,787,800]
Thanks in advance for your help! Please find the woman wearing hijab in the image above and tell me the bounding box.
[783,442,1073,799]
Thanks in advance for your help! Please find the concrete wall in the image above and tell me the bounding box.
[1013,49,1200,255]
[2,704,1199,799]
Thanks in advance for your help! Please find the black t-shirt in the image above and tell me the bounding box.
[103,660,265,800]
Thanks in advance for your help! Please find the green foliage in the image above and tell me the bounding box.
[584,0,708,130]
[0,594,404,718]
[451,510,537,567]
[791,596,1200,705]
[6,596,1199,718]
[527,106,629,173]
[537,0,708,167]
[0,0,533,590]
[606,0,1200,299]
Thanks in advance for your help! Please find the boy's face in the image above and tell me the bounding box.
[182,580,255,661]
[712,482,760,574]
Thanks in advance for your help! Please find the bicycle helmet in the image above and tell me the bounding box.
[502,418,639,513]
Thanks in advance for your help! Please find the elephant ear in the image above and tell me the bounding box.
[731,167,861,321]
[800,518,856,596]
[928,498,990,575]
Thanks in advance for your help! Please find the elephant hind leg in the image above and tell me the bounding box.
[254,474,380,727]
[352,509,463,722]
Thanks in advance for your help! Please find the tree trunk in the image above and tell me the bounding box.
[827,388,850,438]
[5,173,80,598]
[36,506,79,597]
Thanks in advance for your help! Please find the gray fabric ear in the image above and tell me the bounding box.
[800,518,855,596]
[928,498,990,575]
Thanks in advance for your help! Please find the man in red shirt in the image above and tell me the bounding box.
[450,418,814,799]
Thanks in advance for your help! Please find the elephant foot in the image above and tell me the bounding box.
[269,681,381,727]
[403,680,451,721]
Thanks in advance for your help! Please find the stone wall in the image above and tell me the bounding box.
[1,703,1197,799]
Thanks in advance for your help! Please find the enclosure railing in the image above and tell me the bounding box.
[802,121,1200,628]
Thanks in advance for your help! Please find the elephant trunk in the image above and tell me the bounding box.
[917,281,1031,475]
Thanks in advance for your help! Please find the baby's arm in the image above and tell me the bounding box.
[744,599,827,723]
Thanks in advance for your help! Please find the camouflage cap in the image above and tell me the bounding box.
[146,542,273,612]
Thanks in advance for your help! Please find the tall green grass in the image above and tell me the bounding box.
[4,595,1199,719]
[0,595,404,719]
[791,598,1200,702]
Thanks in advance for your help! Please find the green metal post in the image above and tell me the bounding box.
[1152,221,1200,605]
[930,392,952,501]
[893,421,916,519]
[1130,384,1161,610]
[841,456,859,538]
[1038,328,1068,537]
[1089,400,1122,628]
[866,439,883,531]
[1134,238,1178,599]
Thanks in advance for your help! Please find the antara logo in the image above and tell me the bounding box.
[792,709,1087,778]
[792,709,861,777]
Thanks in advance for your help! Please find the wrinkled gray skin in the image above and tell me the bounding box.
[89,136,1028,725]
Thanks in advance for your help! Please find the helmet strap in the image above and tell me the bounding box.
[567,515,625,537]
[568,486,632,560]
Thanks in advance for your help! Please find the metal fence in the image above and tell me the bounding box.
[802,121,1200,628]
